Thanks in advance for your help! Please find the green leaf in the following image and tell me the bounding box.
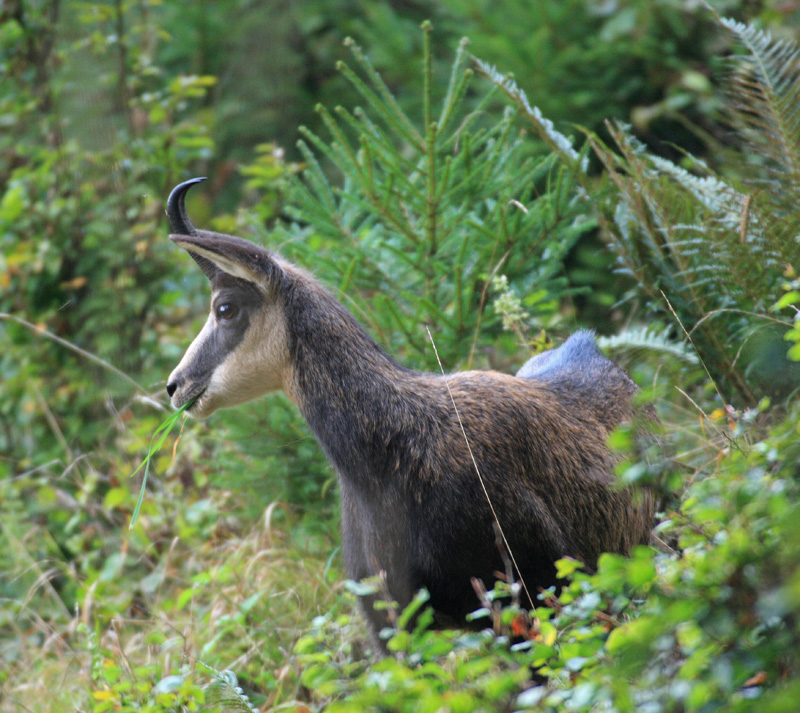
[0,185,25,222]
[555,557,583,579]
[344,578,380,597]
[396,588,430,630]
[772,290,800,311]
[626,552,657,589]
[104,487,129,510]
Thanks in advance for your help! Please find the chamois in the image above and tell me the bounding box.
[165,177,654,646]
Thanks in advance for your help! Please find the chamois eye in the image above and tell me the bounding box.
[215,303,238,321]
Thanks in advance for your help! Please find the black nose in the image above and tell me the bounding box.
[166,381,178,398]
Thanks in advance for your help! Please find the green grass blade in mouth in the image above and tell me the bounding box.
[128,397,196,529]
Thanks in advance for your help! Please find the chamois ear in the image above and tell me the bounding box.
[170,232,284,291]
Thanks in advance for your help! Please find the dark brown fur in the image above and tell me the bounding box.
[166,221,655,650]
[279,266,653,637]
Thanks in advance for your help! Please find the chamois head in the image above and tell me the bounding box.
[165,178,291,419]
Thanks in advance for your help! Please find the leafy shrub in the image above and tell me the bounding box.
[0,1,219,467]
[480,13,800,405]
[278,25,593,370]
[285,397,800,712]
[294,601,532,712]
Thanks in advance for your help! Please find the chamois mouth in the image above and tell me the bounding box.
[180,385,207,413]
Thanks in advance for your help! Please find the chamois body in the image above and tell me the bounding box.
[164,178,654,644]
[285,273,651,629]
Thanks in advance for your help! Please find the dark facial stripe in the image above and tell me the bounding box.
[181,278,263,386]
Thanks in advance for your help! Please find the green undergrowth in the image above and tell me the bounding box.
[3,393,799,712]
[4,4,800,712]
[1,469,345,712]
[285,399,800,713]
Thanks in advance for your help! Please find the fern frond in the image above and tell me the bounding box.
[720,18,800,187]
[200,665,260,713]
[597,326,699,364]
[719,17,800,279]
[647,155,741,223]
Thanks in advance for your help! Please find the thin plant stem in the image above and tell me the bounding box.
[0,312,148,394]
[427,327,537,619]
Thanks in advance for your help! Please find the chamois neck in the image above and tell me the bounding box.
[282,270,420,481]
[286,273,404,384]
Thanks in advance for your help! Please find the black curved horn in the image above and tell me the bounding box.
[167,177,218,280]
[166,177,207,235]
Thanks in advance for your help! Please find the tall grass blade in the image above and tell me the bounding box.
[128,398,196,529]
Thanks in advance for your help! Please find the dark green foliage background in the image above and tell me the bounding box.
[2,1,800,711]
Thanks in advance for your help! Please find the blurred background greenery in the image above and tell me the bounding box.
[2,0,800,711]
